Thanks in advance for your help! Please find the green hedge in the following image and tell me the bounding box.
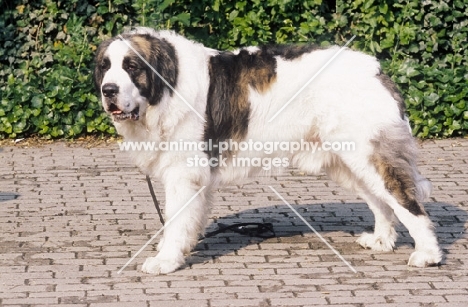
[1,0,467,139]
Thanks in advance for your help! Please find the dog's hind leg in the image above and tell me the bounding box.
[364,172,442,267]
[368,135,442,267]
[335,127,442,267]
[324,159,397,252]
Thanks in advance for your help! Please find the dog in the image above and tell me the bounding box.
[94,27,442,274]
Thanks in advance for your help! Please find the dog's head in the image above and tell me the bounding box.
[94,31,178,122]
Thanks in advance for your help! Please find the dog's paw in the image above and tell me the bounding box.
[408,249,442,267]
[356,232,395,252]
[141,255,184,275]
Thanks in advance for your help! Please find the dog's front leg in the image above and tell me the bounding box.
[142,165,211,274]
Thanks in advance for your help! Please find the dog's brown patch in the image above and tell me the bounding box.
[371,153,425,216]
[371,129,426,216]
[203,44,322,160]
[129,35,153,56]
[125,34,179,105]
[204,48,277,159]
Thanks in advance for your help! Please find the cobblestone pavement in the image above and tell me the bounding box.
[0,138,467,307]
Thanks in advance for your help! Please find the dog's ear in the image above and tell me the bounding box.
[146,36,179,105]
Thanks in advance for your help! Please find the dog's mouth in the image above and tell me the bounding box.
[108,104,140,121]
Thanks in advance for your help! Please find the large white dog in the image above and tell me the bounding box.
[94,27,442,274]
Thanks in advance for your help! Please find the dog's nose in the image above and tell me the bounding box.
[102,83,119,98]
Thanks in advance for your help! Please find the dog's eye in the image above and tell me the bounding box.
[127,63,139,71]
[100,60,110,70]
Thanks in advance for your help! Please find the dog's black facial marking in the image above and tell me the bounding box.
[124,34,179,106]
[122,56,142,74]
[100,57,110,71]
[93,38,116,93]
[121,52,149,99]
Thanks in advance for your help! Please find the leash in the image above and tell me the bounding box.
[146,175,165,225]
[145,176,275,238]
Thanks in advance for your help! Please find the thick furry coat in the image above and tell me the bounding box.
[94,27,442,274]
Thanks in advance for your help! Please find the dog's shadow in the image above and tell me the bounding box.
[185,202,466,268]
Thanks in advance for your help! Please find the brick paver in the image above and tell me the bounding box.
[0,138,467,306]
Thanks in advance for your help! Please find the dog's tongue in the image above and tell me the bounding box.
[111,110,123,115]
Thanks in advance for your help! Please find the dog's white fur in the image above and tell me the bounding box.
[95,27,442,274]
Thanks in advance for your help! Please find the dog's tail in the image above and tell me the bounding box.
[404,117,432,202]
[415,174,432,202]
